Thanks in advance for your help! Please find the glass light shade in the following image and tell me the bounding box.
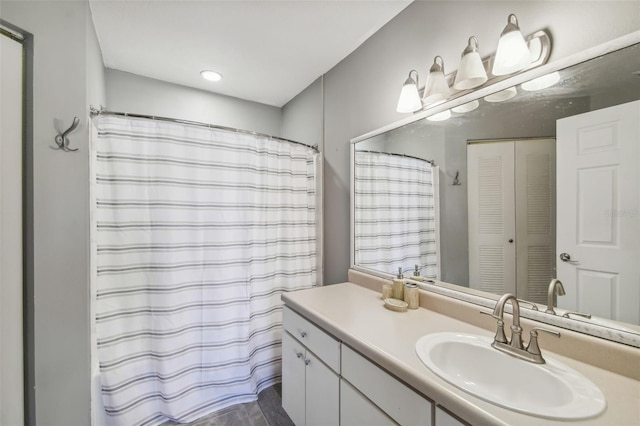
[484,86,517,103]
[492,14,531,76]
[521,71,561,91]
[426,109,451,122]
[396,73,422,113]
[452,100,479,113]
[423,56,451,106]
[453,37,488,90]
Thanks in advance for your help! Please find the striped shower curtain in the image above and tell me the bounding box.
[91,115,318,426]
[354,151,439,278]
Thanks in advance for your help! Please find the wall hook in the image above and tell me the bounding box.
[452,170,462,186]
[53,117,80,152]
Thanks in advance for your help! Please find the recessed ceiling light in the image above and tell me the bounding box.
[200,70,223,82]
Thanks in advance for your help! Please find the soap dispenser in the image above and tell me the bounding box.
[392,267,405,300]
[412,264,425,282]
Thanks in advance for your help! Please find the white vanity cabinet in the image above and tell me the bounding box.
[341,345,432,425]
[340,379,395,425]
[282,307,341,425]
[282,305,468,426]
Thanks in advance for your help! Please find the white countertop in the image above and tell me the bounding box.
[282,282,640,426]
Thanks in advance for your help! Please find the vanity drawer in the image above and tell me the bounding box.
[342,345,432,426]
[283,306,341,373]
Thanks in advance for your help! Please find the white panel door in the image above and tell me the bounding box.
[468,142,516,294]
[305,351,339,426]
[0,32,24,426]
[557,100,640,324]
[282,332,306,426]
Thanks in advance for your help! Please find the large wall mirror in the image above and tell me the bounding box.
[351,34,640,346]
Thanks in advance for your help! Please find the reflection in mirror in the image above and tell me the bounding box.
[352,42,640,337]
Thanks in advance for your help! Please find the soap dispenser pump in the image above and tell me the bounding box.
[392,267,405,300]
[412,264,425,282]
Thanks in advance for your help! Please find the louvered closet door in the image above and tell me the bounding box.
[468,142,516,294]
[468,139,556,301]
[515,139,556,304]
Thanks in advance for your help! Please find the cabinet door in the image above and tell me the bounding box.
[305,351,339,426]
[435,406,467,426]
[282,332,306,426]
[341,379,396,426]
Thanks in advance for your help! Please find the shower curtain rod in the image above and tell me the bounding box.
[89,106,319,152]
[356,149,435,166]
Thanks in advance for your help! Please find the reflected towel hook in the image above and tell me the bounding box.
[452,170,462,186]
[53,117,80,152]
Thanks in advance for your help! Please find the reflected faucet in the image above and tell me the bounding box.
[482,292,560,364]
[545,279,566,315]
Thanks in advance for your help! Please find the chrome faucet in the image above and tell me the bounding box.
[545,279,566,315]
[482,293,560,364]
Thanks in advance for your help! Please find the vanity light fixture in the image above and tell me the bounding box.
[492,14,531,76]
[396,70,423,113]
[453,37,488,90]
[521,71,561,91]
[200,70,223,82]
[395,13,551,114]
[426,109,451,122]
[423,56,452,106]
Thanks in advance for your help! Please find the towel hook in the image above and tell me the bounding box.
[53,117,80,152]
[452,170,462,186]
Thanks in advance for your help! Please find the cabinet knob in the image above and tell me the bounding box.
[296,352,303,359]
[304,358,311,366]
[300,331,307,338]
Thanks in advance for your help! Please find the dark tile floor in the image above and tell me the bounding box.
[162,384,295,426]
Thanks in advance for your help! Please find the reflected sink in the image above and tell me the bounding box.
[415,332,606,420]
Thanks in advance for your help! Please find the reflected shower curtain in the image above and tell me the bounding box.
[354,151,439,278]
[91,115,318,426]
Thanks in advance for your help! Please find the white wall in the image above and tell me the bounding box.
[105,69,282,136]
[321,1,640,284]
[0,1,106,424]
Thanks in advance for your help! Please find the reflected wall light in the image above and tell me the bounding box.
[396,70,423,113]
[484,86,517,102]
[453,37,488,90]
[452,100,479,113]
[521,71,561,91]
[492,14,531,76]
[423,56,452,106]
[426,109,451,122]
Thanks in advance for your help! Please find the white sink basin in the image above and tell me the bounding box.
[415,332,606,420]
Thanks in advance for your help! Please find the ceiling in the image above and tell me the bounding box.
[89,0,412,107]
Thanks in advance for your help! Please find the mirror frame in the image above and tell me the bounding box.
[350,30,640,348]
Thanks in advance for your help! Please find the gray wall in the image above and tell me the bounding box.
[0,1,106,425]
[320,1,640,284]
[105,69,282,136]
[280,76,324,148]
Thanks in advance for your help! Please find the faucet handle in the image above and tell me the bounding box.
[480,311,508,344]
[517,299,539,311]
[526,327,561,362]
[479,310,501,321]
